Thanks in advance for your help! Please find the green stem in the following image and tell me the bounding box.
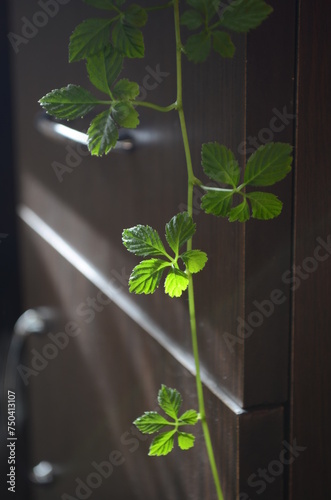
[135,101,177,113]
[173,2,224,500]
[110,4,122,15]
[201,185,234,193]
[188,278,224,500]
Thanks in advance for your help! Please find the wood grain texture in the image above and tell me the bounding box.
[9,0,296,408]
[289,0,331,498]
[19,222,285,500]
[244,0,297,407]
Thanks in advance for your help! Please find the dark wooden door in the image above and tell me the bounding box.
[288,1,331,498]
[6,0,330,499]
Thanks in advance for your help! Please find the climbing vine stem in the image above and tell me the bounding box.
[38,2,291,497]
[173,1,224,499]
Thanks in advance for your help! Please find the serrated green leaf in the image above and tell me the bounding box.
[247,192,283,220]
[180,10,203,30]
[244,143,292,186]
[165,212,196,255]
[164,269,189,298]
[69,18,111,62]
[177,432,195,451]
[134,412,171,434]
[187,0,220,21]
[179,409,199,425]
[158,385,182,419]
[220,0,273,33]
[201,190,234,217]
[128,259,170,294]
[185,32,212,63]
[87,109,118,155]
[113,79,140,100]
[112,21,144,58]
[86,46,123,95]
[186,0,205,11]
[112,101,139,128]
[124,4,148,27]
[212,30,235,58]
[180,250,208,274]
[149,430,176,456]
[39,85,99,120]
[83,0,124,9]
[202,143,240,187]
[228,199,250,222]
[122,225,168,257]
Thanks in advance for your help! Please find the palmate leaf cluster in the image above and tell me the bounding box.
[134,385,199,456]
[39,0,148,156]
[122,212,208,297]
[200,142,293,221]
[181,0,273,62]
[38,0,275,156]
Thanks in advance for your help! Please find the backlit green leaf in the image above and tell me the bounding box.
[179,409,199,425]
[202,142,240,187]
[228,199,250,222]
[180,10,203,30]
[158,385,182,419]
[187,0,220,21]
[244,143,292,186]
[122,225,168,257]
[69,18,111,62]
[128,259,170,294]
[180,250,208,274]
[112,21,144,58]
[112,101,139,128]
[113,79,140,100]
[220,0,273,33]
[86,46,123,95]
[201,190,234,217]
[212,30,235,58]
[87,108,118,155]
[134,412,170,434]
[247,192,283,220]
[164,269,189,298]
[185,32,212,63]
[124,4,148,27]
[149,431,176,456]
[177,432,195,450]
[39,85,99,120]
[165,212,196,255]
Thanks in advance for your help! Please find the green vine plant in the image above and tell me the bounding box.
[39,1,293,499]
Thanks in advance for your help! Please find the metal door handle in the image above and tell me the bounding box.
[4,309,59,486]
[35,113,134,151]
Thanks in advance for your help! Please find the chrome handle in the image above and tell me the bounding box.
[35,113,134,151]
[4,309,59,486]
[4,309,57,430]
[29,461,55,485]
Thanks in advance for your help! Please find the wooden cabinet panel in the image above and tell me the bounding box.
[10,0,296,409]
[19,222,285,500]
[289,1,331,498]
